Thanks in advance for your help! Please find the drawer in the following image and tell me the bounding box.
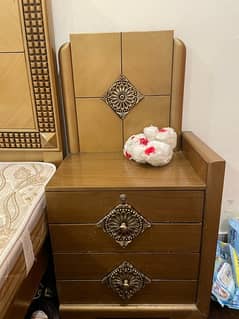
[54,252,200,280]
[47,190,204,223]
[57,280,197,304]
[49,223,201,253]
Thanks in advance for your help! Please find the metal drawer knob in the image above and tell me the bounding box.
[123,279,129,288]
[102,261,151,300]
[119,222,128,231]
[97,194,151,248]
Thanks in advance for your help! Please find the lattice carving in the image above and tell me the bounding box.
[22,0,55,133]
[0,132,41,149]
[102,74,144,119]
[102,261,151,300]
[97,194,151,247]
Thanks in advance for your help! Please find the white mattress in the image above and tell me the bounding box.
[0,162,55,291]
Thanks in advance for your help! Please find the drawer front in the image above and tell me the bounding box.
[47,190,204,223]
[57,280,197,304]
[49,224,201,253]
[54,253,199,280]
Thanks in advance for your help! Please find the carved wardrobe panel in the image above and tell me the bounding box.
[0,0,62,164]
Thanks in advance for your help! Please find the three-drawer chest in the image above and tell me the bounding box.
[46,133,225,319]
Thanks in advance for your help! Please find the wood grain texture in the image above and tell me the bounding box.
[70,33,121,97]
[0,250,25,319]
[3,244,48,319]
[124,96,170,140]
[0,0,23,52]
[49,223,201,253]
[54,252,199,280]
[182,132,224,182]
[76,98,122,152]
[57,280,197,305]
[0,150,62,167]
[182,131,225,317]
[122,31,173,95]
[197,162,225,315]
[0,0,63,160]
[46,152,205,191]
[0,53,35,129]
[170,39,186,146]
[47,190,204,223]
[59,42,79,153]
[59,303,201,319]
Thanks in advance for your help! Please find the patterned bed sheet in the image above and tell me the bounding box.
[0,162,55,290]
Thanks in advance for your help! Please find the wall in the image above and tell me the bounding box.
[51,0,239,232]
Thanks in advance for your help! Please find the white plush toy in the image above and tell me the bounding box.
[123,126,177,167]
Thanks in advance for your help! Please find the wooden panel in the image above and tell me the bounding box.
[182,132,225,316]
[0,0,63,158]
[59,43,79,153]
[71,33,121,97]
[0,251,26,319]
[54,252,199,280]
[46,152,206,191]
[49,224,201,253]
[47,190,204,223]
[124,96,170,140]
[122,31,173,95]
[57,280,197,304]
[170,39,186,145]
[182,132,224,182]
[59,303,200,319]
[0,0,23,52]
[76,98,122,152]
[0,53,35,129]
[3,244,48,319]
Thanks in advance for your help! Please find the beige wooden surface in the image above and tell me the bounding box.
[59,43,79,153]
[0,0,23,52]
[0,53,35,129]
[76,98,122,152]
[124,96,170,140]
[122,31,173,95]
[170,39,186,144]
[0,0,63,163]
[71,33,121,97]
[46,152,205,191]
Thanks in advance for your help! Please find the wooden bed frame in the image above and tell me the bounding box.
[0,1,63,318]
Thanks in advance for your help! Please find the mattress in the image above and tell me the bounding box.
[0,162,55,317]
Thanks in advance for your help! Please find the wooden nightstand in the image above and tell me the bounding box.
[46,31,225,319]
[46,133,224,319]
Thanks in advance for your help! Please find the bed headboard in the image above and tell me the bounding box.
[0,0,63,165]
[59,31,186,154]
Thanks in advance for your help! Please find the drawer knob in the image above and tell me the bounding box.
[119,222,128,231]
[123,279,129,288]
[120,193,127,204]
[97,196,151,248]
[102,261,151,300]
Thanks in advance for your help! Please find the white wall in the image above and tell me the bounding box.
[51,0,239,231]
